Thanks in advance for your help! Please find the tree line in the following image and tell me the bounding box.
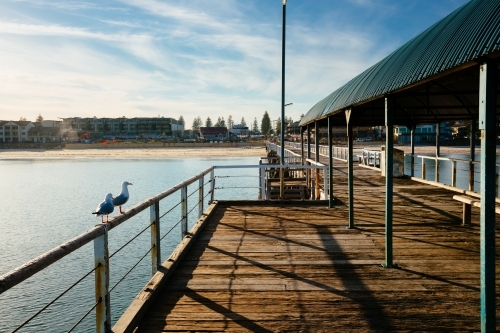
[190,111,299,135]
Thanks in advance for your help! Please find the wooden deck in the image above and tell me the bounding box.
[133,163,500,332]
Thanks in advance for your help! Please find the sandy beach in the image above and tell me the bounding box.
[0,146,267,159]
[0,144,495,160]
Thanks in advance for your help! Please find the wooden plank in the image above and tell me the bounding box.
[127,164,500,332]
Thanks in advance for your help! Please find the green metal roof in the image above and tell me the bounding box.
[300,0,500,126]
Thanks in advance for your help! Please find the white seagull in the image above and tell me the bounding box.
[92,193,114,223]
[112,181,133,214]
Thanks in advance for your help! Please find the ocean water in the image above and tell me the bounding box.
[0,156,259,332]
[404,153,500,195]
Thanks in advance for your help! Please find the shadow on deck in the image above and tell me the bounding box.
[120,166,500,332]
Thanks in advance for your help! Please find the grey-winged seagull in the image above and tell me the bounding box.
[92,193,114,223]
[112,181,133,214]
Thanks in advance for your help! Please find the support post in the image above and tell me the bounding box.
[150,200,161,275]
[301,126,305,165]
[198,176,204,218]
[410,125,416,177]
[307,124,311,160]
[260,164,266,200]
[280,0,286,165]
[94,225,111,333]
[328,116,334,208]
[478,59,496,332]
[470,118,476,191]
[346,109,354,229]
[315,121,319,162]
[435,123,440,182]
[209,169,215,204]
[181,185,188,239]
[383,97,395,268]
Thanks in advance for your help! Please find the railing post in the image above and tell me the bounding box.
[452,161,456,187]
[469,161,475,191]
[209,169,215,203]
[198,175,204,218]
[94,225,111,333]
[258,160,262,200]
[422,158,426,180]
[311,178,316,199]
[150,200,161,275]
[181,185,188,238]
[323,166,328,202]
[260,165,267,200]
[435,158,439,183]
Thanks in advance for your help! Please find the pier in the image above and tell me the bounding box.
[114,162,499,332]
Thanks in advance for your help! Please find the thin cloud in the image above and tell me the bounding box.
[0,21,151,42]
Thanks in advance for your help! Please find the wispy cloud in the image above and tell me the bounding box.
[0,21,150,42]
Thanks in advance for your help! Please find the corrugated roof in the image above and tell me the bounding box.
[300,0,500,126]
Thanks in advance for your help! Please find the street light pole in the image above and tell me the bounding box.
[280,0,286,165]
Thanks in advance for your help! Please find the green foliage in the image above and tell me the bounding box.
[205,117,213,127]
[261,111,271,135]
[191,116,203,130]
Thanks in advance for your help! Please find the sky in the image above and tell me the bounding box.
[0,0,469,129]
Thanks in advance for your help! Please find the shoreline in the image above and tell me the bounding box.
[0,146,267,159]
[0,145,496,160]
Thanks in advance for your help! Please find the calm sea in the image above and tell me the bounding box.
[0,156,259,332]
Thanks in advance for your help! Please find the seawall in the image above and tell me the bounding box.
[65,142,265,149]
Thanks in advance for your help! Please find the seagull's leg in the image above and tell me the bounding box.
[101,216,104,223]
[120,206,123,214]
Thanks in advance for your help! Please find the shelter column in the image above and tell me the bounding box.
[479,59,496,333]
[315,121,319,163]
[328,117,334,208]
[307,124,311,160]
[346,109,354,229]
[469,119,476,191]
[301,126,305,165]
[410,125,416,177]
[383,97,395,268]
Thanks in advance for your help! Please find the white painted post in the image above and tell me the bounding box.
[198,176,204,218]
[260,165,266,200]
[209,169,215,203]
[94,225,111,333]
[150,200,160,275]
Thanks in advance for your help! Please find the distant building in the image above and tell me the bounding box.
[199,127,228,141]
[0,120,35,142]
[230,124,248,137]
[29,121,63,142]
[395,123,451,143]
[61,117,183,138]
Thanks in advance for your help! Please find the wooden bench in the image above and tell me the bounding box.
[452,195,500,225]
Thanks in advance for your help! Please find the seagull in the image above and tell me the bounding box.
[92,193,114,223]
[112,181,133,214]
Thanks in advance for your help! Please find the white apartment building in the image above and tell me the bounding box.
[0,121,35,142]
